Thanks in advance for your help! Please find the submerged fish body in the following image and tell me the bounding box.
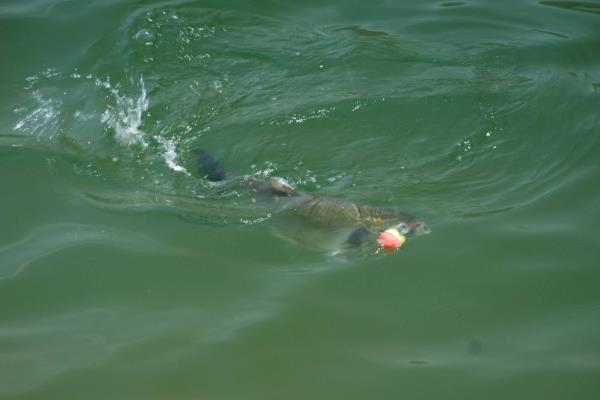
[272,188,429,253]
[232,175,430,253]
[270,213,361,253]
[196,150,430,253]
[291,194,423,230]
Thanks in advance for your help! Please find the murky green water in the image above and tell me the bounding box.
[1,0,600,398]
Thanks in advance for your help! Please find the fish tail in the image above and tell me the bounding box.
[194,148,226,182]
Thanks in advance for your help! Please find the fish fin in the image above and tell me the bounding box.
[194,148,226,182]
[345,226,370,248]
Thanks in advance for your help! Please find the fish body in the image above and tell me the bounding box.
[196,150,430,253]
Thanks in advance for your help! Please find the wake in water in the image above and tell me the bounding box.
[13,69,190,179]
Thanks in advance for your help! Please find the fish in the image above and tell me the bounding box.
[195,149,430,254]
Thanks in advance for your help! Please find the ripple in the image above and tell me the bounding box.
[439,2,467,7]
[0,223,173,280]
[0,255,345,396]
[0,308,119,395]
[79,188,272,226]
[539,1,600,15]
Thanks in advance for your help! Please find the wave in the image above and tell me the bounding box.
[0,223,176,280]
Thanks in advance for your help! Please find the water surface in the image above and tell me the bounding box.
[1,0,600,398]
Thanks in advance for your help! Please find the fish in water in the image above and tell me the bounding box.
[194,149,430,255]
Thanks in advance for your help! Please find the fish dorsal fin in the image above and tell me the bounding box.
[269,177,296,196]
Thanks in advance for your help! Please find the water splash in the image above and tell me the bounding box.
[98,76,149,147]
[250,160,279,177]
[13,90,62,139]
[155,136,190,175]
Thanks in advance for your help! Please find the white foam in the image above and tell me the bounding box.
[13,90,62,138]
[98,76,149,147]
[155,136,190,175]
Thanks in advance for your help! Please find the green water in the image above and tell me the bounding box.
[2,0,600,398]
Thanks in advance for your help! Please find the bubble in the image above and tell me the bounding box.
[134,29,154,41]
